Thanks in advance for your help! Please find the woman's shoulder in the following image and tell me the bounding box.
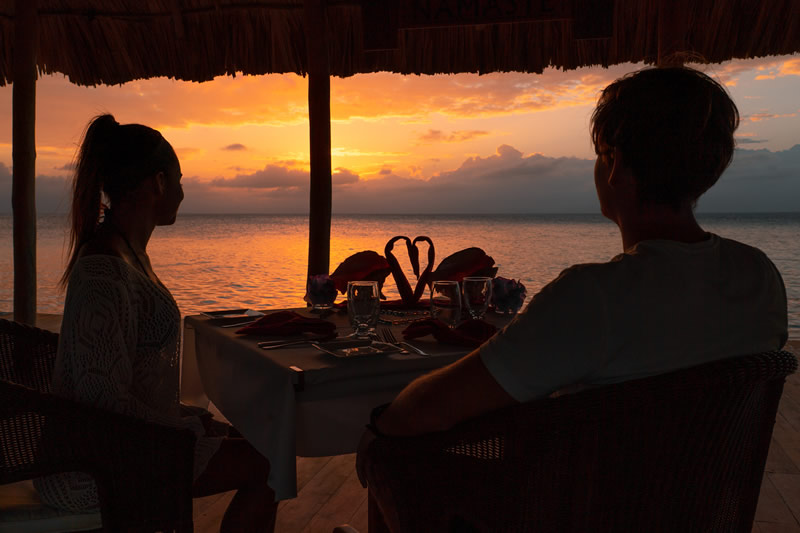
[69,253,138,285]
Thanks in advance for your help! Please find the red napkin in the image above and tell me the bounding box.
[236,310,337,337]
[333,298,431,311]
[402,318,497,348]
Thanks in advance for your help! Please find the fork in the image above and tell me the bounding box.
[381,328,428,356]
[379,327,408,354]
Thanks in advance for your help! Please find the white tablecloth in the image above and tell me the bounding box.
[181,310,510,499]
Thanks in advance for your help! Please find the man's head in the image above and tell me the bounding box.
[591,66,739,211]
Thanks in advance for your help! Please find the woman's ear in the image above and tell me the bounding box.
[153,171,166,195]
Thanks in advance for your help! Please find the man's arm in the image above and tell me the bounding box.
[374,349,517,437]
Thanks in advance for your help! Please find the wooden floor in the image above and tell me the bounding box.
[25,315,800,532]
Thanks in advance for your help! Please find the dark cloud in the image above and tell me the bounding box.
[698,144,800,212]
[736,138,768,144]
[55,162,75,171]
[210,165,307,189]
[223,143,247,151]
[2,145,799,215]
[333,168,360,186]
[0,164,71,214]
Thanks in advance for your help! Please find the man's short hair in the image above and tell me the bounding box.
[591,66,739,209]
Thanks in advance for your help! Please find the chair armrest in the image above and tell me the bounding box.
[0,380,195,532]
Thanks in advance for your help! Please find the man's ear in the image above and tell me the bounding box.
[608,148,632,188]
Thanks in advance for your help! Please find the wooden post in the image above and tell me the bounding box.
[657,0,687,66]
[305,0,332,277]
[12,0,38,325]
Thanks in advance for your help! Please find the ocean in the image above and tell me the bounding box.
[1,213,799,336]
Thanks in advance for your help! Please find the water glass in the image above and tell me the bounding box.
[431,280,461,328]
[347,281,380,338]
[462,277,493,320]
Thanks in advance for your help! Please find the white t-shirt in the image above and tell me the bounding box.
[480,234,788,402]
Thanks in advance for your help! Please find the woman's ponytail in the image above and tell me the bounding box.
[61,114,120,288]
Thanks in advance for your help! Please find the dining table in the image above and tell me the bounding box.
[180,307,512,500]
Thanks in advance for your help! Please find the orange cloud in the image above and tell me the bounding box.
[778,58,800,76]
[746,112,798,122]
[416,129,490,144]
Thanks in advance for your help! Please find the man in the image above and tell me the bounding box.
[373,66,788,437]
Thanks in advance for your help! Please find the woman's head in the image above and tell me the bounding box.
[63,114,182,285]
[590,66,739,210]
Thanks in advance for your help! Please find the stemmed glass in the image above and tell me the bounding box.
[462,277,493,320]
[430,280,462,328]
[347,281,380,338]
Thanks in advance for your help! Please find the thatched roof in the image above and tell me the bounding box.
[1,0,799,87]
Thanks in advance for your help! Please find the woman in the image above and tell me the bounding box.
[34,114,277,532]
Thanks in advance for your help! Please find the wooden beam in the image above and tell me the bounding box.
[12,0,38,325]
[657,0,688,66]
[305,0,332,277]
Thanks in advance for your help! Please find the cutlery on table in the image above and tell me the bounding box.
[221,319,260,328]
[380,328,428,356]
[379,328,408,354]
[258,339,315,350]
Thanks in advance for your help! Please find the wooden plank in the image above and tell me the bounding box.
[276,454,355,532]
[771,473,800,526]
[193,492,234,533]
[767,437,800,475]
[11,0,38,325]
[297,455,335,493]
[303,467,367,532]
[755,473,798,525]
[349,493,369,533]
[757,522,800,533]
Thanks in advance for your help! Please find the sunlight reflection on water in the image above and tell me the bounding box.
[1,213,798,335]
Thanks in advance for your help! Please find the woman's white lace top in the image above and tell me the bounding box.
[34,255,222,512]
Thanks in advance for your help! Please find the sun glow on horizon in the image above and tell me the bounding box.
[0,55,798,214]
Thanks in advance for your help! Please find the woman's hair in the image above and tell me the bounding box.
[591,66,739,210]
[62,114,176,287]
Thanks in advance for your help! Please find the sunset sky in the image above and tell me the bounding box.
[1,54,799,214]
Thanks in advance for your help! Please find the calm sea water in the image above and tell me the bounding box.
[2,213,799,336]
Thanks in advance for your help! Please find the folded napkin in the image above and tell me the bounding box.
[236,310,337,337]
[402,318,497,348]
[333,298,431,311]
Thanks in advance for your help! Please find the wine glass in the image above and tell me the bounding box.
[462,277,493,320]
[431,280,461,328]
[347,281,380,338]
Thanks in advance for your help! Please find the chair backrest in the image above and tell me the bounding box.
[0,319,59,393]
[364,350,798,532]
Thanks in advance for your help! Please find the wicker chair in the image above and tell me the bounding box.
[0,318,196,533]
[358,350,797,533]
